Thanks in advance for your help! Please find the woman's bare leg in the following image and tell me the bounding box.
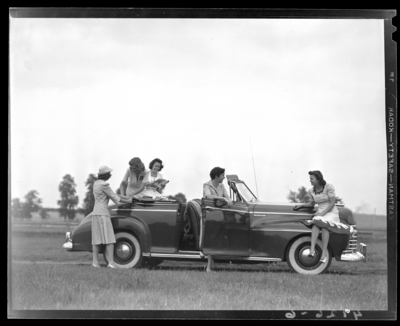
[206,255,213,272]
[321,228,330,259]
[106,244,115,265]
[310,225,319,253]
[92,244,100,266]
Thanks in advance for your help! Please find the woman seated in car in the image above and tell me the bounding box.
[203,167,233,206]
[135,158,169,199]
[203,166,233,272]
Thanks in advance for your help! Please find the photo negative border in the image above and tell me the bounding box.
[8,8,397,320]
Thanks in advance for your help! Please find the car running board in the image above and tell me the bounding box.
[149,252,282,262]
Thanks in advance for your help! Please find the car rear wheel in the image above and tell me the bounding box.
[286,236,332,275]
[106,232,142,269]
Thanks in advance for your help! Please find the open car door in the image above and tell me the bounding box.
[200,198,250,257]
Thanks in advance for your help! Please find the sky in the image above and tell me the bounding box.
[10,18,387,215]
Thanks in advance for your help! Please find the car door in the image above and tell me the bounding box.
[200,198,250,256]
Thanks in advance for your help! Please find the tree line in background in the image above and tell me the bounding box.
[11,174,187,220]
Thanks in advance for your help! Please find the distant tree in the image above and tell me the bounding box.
[167,192,187,203]
[58,174,79,220]
[11,198,24,218]
[40,208,49,219]
[287,186,310,203]
[82,173,97,216]
[21,190,43,218]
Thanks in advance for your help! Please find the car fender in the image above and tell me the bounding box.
[111,215,152,254]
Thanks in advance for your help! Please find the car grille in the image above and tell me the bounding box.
[342,225,358,254]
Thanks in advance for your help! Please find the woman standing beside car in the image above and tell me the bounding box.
[294,170,349,264]
[92,165,132,268]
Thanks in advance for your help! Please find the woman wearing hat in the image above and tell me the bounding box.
[119,157,148,197]
[294,170,349,264]
[92,165,132,268]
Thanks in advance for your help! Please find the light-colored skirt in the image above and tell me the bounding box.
[91,215,116,245]
[305,211,351,234]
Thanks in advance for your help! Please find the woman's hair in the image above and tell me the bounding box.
[98,172,111,181]
[149,158,164,171]
[210,167,225,180]
[308,170,327,186]
[129,157,145,172]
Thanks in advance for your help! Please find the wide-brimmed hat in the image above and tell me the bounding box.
[98,165,113,176]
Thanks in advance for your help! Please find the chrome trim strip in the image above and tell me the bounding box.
[151,253,203,259]
[241,257,282,262]
[199,215,204,249]
[112,209,176,212]
[253,212,314,217]
[142,253,151,257]
[205,206,248,214]
[252,228,311,233]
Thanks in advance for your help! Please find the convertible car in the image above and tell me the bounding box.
[63,175,366,274]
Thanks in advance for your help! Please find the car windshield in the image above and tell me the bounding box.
[234,182,258,203]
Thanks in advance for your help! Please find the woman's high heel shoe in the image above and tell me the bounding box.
[319,256,327,263]
[308,250,316,258]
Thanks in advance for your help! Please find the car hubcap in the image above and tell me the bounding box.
[116,242,133,260]
[298,247,319,266]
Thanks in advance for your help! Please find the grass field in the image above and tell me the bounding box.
[8,218,389,312]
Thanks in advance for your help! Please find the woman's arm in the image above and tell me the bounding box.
[118,194,132,201]
[119,181,128,196]
[294,200,315,210]
[119,169,130,196]
[118,196,132,204]
[222,185,233,204]
[315,196,336,216]
[103,185,128,205]
[128,182,146,197]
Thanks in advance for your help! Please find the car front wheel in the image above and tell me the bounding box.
[286,236,331,275]
[108,232,143,269]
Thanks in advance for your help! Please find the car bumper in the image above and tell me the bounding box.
[340,243,367,262]
[62,232,73,251]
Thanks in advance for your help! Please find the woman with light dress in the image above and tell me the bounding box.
[203,167,233,272]
[137,158,169,198]
[92,166,132,268]
[119,157,148,197]
[294,170,349,264]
